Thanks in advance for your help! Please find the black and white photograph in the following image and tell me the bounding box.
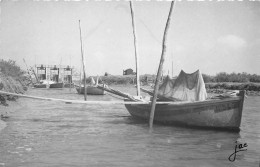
[0,0,259,166]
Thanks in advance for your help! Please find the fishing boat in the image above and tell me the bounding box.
[33,80,55,88]
[123,1,245,131]
[49,82,64,88]
[123,69,245,131]
[76,85,105,95]
[125,91,245,131]
[33,83,47,88]
[76,77,105,95]
[64,83,74,88]
[76,20,106,98]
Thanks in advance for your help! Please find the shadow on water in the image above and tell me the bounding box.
[104,115,149,125]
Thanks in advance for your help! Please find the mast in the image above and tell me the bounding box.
[149,1,175,129]
[59,57,62,83]
[79,20,87,101]
[129,1,141,96]
[79,62,82,92]
[69,55,71,92]
[171,53,173,78]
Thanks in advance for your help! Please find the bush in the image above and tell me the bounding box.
[0,59,25,78]
[214,72,259,83]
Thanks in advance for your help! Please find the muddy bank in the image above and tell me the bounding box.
[0,73,28,131]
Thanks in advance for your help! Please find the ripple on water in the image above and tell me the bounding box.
[0,88,259,167]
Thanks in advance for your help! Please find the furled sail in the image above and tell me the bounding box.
[158,70,207,101]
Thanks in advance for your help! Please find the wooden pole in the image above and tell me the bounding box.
[79,62,82,92]
[129,1,141,96]
[69,55,72,92]
[69,68,72,92]
[149,1,175,129]
[171,53,174,78]
[79,20,87,101]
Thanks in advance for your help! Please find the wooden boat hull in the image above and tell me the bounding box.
[76,86,105,95]
[64,83,74,88]
[34,84,47,88]
[49,83,64,88]
[125,91,245,131]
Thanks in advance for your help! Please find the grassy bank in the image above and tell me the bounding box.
[205,82,260,91]
[0,59,28,108]
[205,82,260,96]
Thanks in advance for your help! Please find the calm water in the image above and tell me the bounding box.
[0,86,259,167]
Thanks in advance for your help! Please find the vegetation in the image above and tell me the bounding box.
[90,72,260,94]
[0,59,28,106]
[78,74,157,86]
[205,82,260,91]
[202,72,260,83]
[94,72,260,86]
[0,59,26,78]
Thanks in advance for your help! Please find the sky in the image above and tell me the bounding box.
[0,0,260,77]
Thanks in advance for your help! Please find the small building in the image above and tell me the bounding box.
[123,68,135,75]
[104,72,111,76]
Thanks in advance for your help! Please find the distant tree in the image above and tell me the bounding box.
[249,74,260,82]
[211,72,260,83]
[202,74,214,83]
[215,72,229,82]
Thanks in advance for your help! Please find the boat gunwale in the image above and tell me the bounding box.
[125,96,243,107]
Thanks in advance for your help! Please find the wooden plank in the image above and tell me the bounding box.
[149,1,175,128]
[96,85,140,101]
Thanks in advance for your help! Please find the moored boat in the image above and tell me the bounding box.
[125,90,245,131]
[33,84,47,88]
[33,80,54,88]
[76,85,105,95]
[76,76,105,95]
[64,83,74,88]
[49,82,64,88]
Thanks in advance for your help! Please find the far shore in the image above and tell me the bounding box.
[67,78,260,96]
[205,82,260,96]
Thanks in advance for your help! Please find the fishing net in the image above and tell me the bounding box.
[158,70,207,101]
